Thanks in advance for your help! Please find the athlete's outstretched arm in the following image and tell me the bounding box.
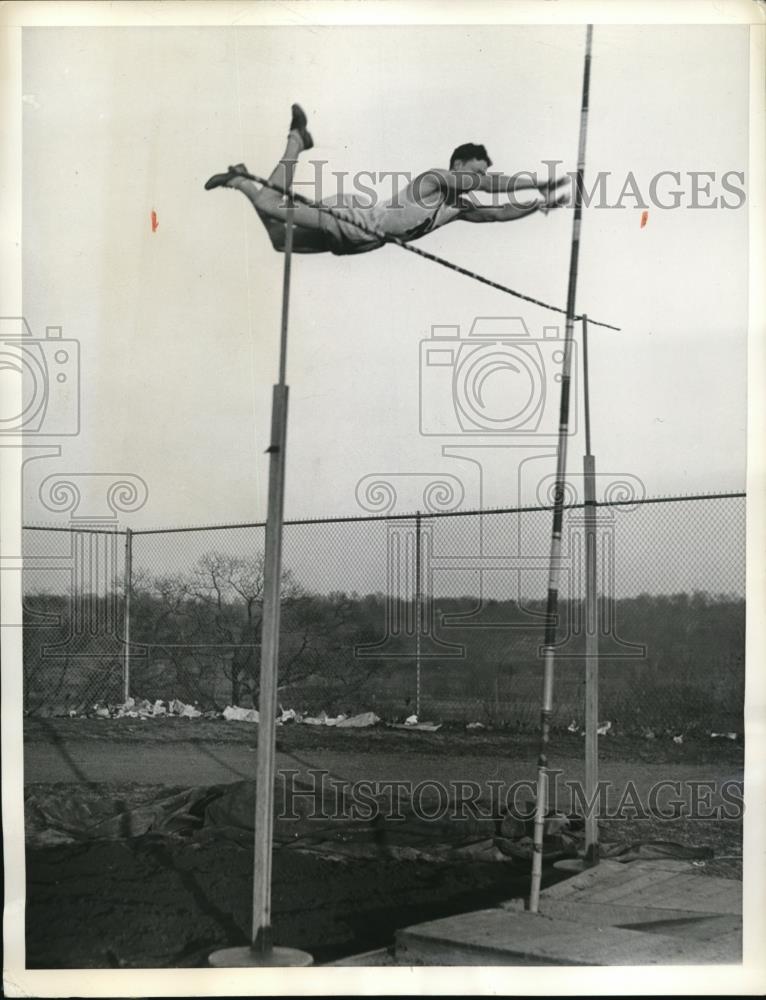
[474,172,569,195]
[427,169,569,198]
[460,202,541,223]
[460,189,569,223]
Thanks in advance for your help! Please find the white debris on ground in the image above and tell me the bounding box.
[390,715,442,731]
[301,710,382,728]
[302,710,347,726]
[62,700,739,740]
[222,706,260,723]
[89,697,203,720]
[337,711,381,728]
[219,707,382,728]
[567,720,614,737]
[81,700,382,727]
[170,698,202,718]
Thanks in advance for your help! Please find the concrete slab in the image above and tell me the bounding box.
[394,908,733,966]
[391,861,742,966]
[619,913,741,942]
[330,859,742,966]
[504,897,737,932]
[535,859,741,915]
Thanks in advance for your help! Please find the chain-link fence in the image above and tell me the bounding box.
[22,493,745,733]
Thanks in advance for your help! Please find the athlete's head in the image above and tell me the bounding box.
[449,143,492,173]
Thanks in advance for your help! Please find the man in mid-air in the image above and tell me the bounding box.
[205,104,569,255]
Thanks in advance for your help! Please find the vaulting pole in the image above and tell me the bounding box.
[209,199,312,967]
[529,23,594,913]
[582,314,600,862]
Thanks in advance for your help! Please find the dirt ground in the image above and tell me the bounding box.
[21,719,744,967]
[22,716,747,762]
[26,835,554,967]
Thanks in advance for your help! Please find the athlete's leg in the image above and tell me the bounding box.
[232,144,344,252]
[206,104,329,234]
[205,105,372,253]
[210,141,335,242]
[221,133,291,208]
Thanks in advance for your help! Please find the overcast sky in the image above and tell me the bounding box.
[20,22,748,529]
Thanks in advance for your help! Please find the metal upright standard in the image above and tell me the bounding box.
[582,314,600,863]
[122,527,133,703]
[209,200,313,968]
[529,24,594,912]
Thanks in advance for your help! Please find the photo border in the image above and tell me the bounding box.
[1,1,764,996]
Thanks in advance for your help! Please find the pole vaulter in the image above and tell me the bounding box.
[205,103,619,332]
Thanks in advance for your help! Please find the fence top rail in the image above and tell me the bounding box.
[21,490,746,536]
[21,524,128,536]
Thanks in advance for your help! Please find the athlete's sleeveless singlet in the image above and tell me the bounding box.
[320,180,463,256]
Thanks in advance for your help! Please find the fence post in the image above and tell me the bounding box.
[415,509,422,718]
[123,527,133,703]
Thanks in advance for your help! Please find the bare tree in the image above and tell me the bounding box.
[178,551,303,703]
[129,553,395,710]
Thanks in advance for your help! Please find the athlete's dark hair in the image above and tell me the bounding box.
[449,143,492,169]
